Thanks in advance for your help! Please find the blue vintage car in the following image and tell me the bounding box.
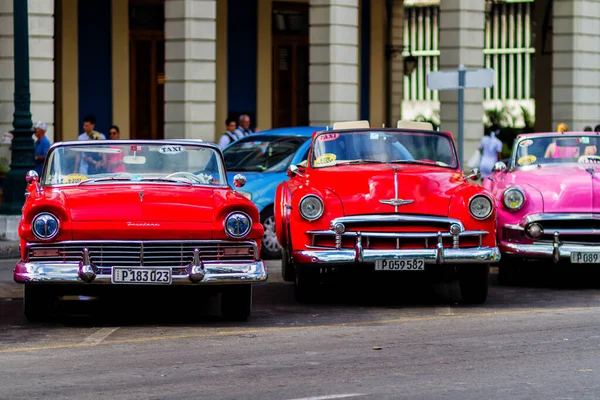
[223,126,325,259]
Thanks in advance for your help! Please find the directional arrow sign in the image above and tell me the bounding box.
[427,68,494,91]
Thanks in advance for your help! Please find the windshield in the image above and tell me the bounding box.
[310,130,457,168]
[223,135,309,172]
[514,135,600,167]
[42,142,226,186]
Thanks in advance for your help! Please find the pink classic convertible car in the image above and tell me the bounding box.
[484,132,600,282]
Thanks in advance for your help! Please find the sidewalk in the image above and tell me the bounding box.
[0,240,19,260]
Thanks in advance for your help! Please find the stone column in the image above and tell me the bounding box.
[552,0,600,131]
[165,0,217,140]
[388,0,404,126]
[439,0,485,167]
[0,0,54,142]
[309,0,359,126]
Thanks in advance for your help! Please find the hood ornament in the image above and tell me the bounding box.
[380,198,414,208]
[380,166,413,212]
[139,191,144,202]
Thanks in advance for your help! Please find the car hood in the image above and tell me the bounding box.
[513,165,600,212]
[311,164,463,217]
[60,185,214,222]
[46,184,216,240]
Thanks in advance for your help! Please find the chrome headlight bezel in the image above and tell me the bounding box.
[502,187,526,211]
[31,212,60,241]
[224,211,252,238]
[299,194,324,221]
[468,194,494,221]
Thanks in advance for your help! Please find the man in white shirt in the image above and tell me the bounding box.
[218,118,241,149]
[235,114,253,138]
[75,115,106,174]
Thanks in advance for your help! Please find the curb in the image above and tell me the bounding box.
[0,241,19,260]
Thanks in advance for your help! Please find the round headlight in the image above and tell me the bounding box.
[469,195,493,220]
[503,187,525,211]
[31,212,60,240]
[224,212,252,238]
[299,195,324,221]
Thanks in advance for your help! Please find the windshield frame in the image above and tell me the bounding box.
[222,134,310,173]
[510,134,600,170]
[309,128,459,170]
[41,140,229,188]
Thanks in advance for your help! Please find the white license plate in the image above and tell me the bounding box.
[112,267,172,284]
[570,252,600,264]
[375,259,425,271]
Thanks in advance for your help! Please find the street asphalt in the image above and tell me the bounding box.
[2,259,600,399]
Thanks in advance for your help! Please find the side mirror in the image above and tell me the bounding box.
[26,170,39,185]
[287,164,303,178]
[492,161,507,172]
[464,168,481,181]
[233,174,246,188]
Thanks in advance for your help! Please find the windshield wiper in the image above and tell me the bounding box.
[333,159,388,166]
[78,177,132,186]
[139,178,193,186]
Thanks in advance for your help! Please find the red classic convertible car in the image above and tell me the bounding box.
[15,140,267,321]
[275,120,500,304]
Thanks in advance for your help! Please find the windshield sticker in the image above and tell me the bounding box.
[317,133,339,142]
[63,173,87,184]
[314,153,337,166]
[517,155,537,166]
[519,139,533,147]
[130,145,143,152]
[579,155,600,164]
[576,137,590,144]
[370,132,380,140]
[158,145,185,155]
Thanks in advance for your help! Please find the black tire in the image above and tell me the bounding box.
[458,264,489,305]
[281,246,296,282]
[497,258,521,286]
[221,285,252,321]
[294,270,321,303]
[23,285,56,322]
[260,207,282,260]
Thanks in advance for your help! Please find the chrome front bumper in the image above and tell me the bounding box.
[502,232,600,263]
[294,247,500,265]
[14,260,268,285]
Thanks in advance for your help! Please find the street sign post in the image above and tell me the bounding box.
[427,65,494,166]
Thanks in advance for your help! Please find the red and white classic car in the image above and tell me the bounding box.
[275,120,500,304]
[15,140,267,321]
[483,131,600,283]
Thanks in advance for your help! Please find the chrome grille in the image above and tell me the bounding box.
[26,241,257,271]
[528,218,600,244]
[307,215,488,250]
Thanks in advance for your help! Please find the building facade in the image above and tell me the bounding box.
[1,0,599,165]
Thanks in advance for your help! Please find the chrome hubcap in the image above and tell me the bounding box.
[262,215,281,253]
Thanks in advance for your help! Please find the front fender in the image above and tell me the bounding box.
[448,183,497,248]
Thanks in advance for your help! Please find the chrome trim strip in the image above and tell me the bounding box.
[307,230,488,239]
[329,215,465,230]
[14,261,268,285]
[520,213,600,227]
[293,247,500,265]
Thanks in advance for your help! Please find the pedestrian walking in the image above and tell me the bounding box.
[478,123,503,179]
[235,114,253,138]
[75,115,106,174]
[107,125,126,173]
[33,121,51,175]
[218,118,240,149]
